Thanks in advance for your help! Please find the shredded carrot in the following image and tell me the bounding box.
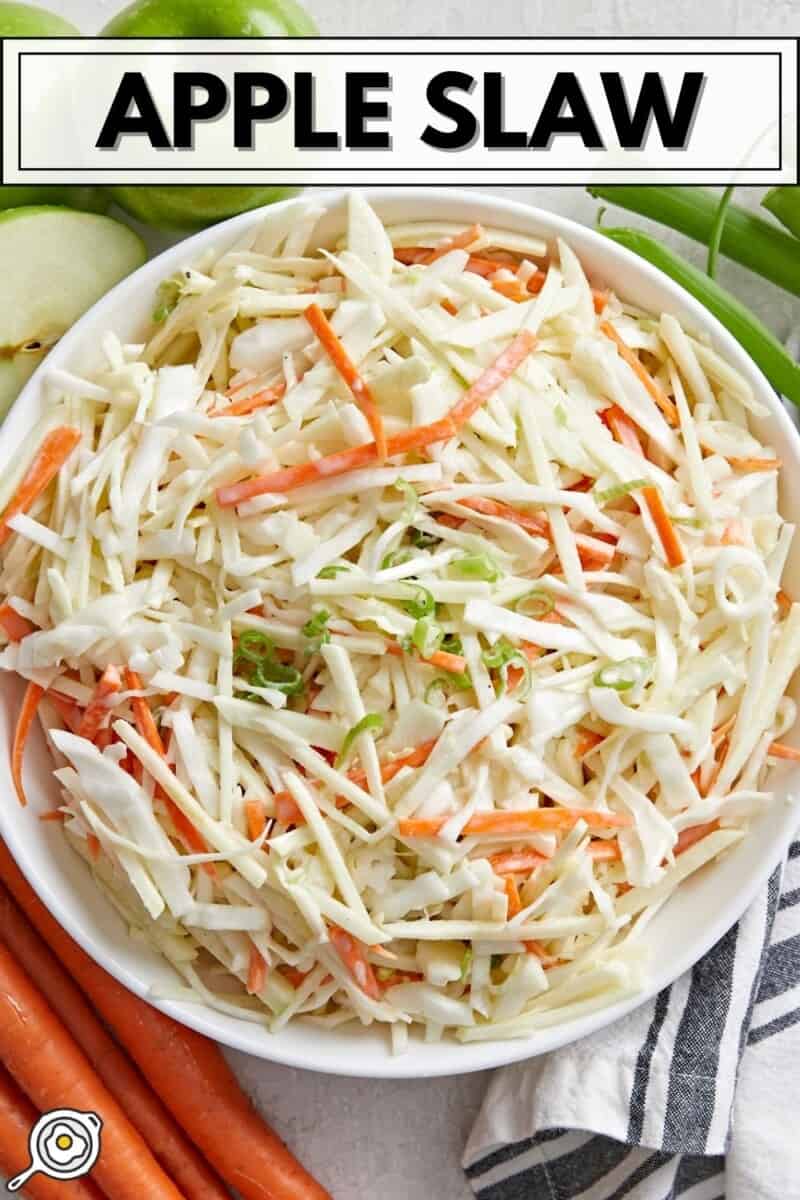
[525,940,548,959]
[458,495,548,537]
[777,589,793,617]
[434,511,466,529]
[86,833,102,861]
[491,279,530,303]
[504,877,522,918]
[602,404,645,454]
[244,798,268,842]
[727,456,782,473]
[592,290,609,315]
[675,820,720,855]
[77,665,122,742]
[711,713,737,746]
[273,739,438,827]
[328,925,381,999]
[489,848,547,876]
[217,333,536,505]
[576,728,605,758]
[600,321,679,426]
[588,840,622,862]
[280,966,311,989]
[123,668,215,876]
[440,298,458,316]
[399,806,632,839]
[424,223,483,264]
[305,302,387,460]
[11,682,44,807]
[426,649,468,674]
[641,485,685,568]
[0,427,81,548]
[246,946,268,996]
[768,741,800,761]
[212,380,286,418]
[47,690,84,733]
[39,808,67,822]
[0,604,35,642]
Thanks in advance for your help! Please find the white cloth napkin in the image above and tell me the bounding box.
[463,834,800,1199]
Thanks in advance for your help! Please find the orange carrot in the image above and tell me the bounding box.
[491,279,530,303]
[47,690,84,733]
[12,681,44,807]
[768,741,800,761]
[247,945,268,995]
[504,877,522,918]
[674,820,721,855]
[217,414,458,505]
[213,379,287,418]
[0,604,35,642]
[602,406,685,566]
[424,223,483,263]
[426,648,468,674]
[588,840,623,862]
[245,797,268,841]
[273,739,438,827]
[727,456,782,473]
[440,297,459,316]
[0,842,331,1200]
[0,1066,105,1200]
[0,427,81,548]
[305,302,387,460]
[0,940,184,1200]
[281,965,310,989]
[218,333,536,505]
[600,320,679,425]
[328,925,381,999]
[721,519,746,546]
[0,884,229,1200]
[124,669,215,876]
[641,485,685,568]
[489,848,547,875]
[777,589,793,617]
[77,665,122,741]
[448,330,537,424]
[86,833,102,861]
[458,495,549,537]
[576,728,605,758]
[398,807,632,839]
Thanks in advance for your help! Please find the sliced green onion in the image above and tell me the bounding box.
[252,660,305,696]
[460,947,473,981]
[381,548,413,571]
[411,618,444,659]
[441,633,463,655]
[425,671,472,703]
[235,630,274,665]
[594,478,649,504]
[707,185,735,279]
[336,713,384,768]
[395,478,418,521]
[410,527,440,550]
[514,590,554,619]
[402,583,435,619]
[453,553,501,582]
[302,609,330,652]
[672,516,705,528]
[152,276,182,323]
[482,638,517,671]
[317,563,350,579]
[554,403,568,428]
[593,657,652,692]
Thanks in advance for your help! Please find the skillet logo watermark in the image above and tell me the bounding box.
[6,1108,102,1192]
[0,37,797,185]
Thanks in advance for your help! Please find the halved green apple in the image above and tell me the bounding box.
[0,207,147,420]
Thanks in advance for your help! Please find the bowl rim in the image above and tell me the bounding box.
[1,186,798,1079]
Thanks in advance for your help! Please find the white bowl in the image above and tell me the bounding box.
[1,188,798,1079]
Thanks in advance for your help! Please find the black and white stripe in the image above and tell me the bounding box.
[464,841,800,1200]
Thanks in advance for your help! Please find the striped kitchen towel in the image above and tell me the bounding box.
[463,836,800,1199]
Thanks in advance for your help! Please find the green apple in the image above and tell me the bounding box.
[0,1,78,34]
[101,0,317,38]
[102,0,316,230]
[0,6,109,214]
[0,208,147,420]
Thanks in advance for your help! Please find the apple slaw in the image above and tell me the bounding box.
[1,193,799,1051]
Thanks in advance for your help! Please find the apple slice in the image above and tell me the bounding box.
[0,207,146,420]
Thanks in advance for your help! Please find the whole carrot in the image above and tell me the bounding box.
[0,885,229,1200]
[0,845,331,1200]
[0,1067,105,1200]
[0,940,185,1200]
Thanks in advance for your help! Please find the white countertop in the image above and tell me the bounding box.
[19,1,799,1196]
